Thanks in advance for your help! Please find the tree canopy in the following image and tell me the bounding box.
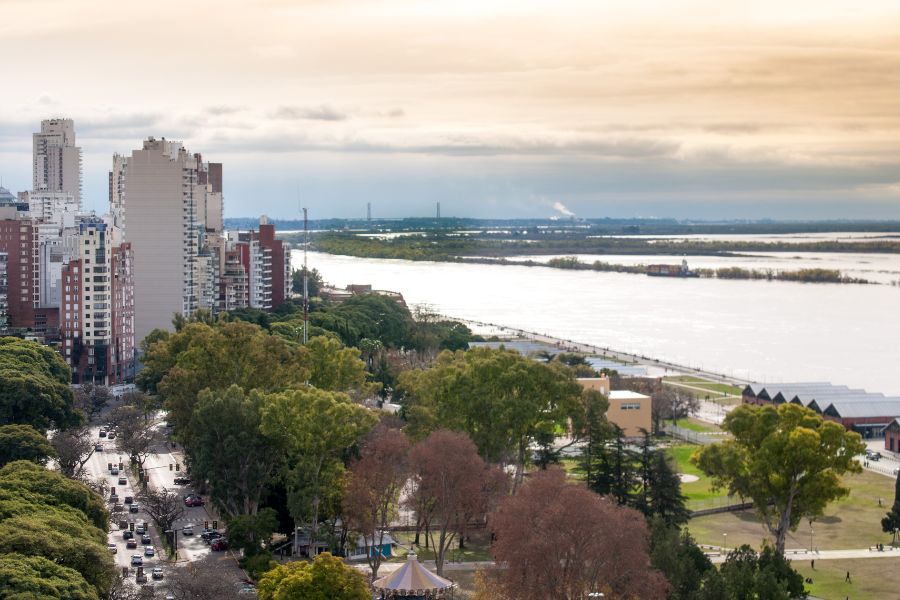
[0,337,80,431]
[693,403,866,554]
[257,552,370,600]
[0,553,99,600]
[0,424,55,467]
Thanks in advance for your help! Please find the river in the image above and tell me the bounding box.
[299,250,900,396]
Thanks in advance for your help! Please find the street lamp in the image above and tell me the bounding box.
[723,533,728,553]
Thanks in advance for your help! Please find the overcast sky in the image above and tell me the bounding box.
[3,0,900,220]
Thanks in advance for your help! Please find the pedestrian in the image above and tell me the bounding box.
[811,559,815,570]
[845,571,851,583]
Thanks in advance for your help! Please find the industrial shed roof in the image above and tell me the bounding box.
[822,399,900,419]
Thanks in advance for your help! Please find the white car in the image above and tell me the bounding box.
[130,554,143,566]
[152,567,163,580]
[182,525,193,535]
[107,543,117,554]
[144,546,155,557]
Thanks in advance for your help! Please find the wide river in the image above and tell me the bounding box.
[300,250,900,396]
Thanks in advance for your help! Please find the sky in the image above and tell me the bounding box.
[3,0,900,220]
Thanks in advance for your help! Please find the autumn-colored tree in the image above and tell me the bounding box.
[342,425,410,580]
[488,469,668,600]
[407,430,507,576]
[693,403,866,554]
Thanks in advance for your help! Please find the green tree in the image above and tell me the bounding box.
[191,386,282,517]
[306,335,370,392]
[717,545,807,599]
[693,403,866,554]
[399,347,582,489]
[0,337,80,431]
[260,388,377,554]
[649,450,690,527]
[882,471,900,545]
[292,267,323,297]
[136,321,311,444]
[0,461,108,530]
[257,552,369,600]
[0,424,55,467]
[227,507,279,557]
[0,553,98,600]
[649,520,716,600]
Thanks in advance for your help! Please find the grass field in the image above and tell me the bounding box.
[793,557,900,600]
[686,469,897,551]
[673,418,723,433]
[388,529,493,563]
[665,376,744,397]
[666,444,738,508]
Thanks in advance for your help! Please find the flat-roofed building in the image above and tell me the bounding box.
[577,376,651,437]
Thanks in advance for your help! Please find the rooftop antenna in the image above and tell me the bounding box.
[303,206,309,345]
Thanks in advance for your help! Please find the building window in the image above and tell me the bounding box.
[621,402,642,410]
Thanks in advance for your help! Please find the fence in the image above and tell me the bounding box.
[663,424,723,446]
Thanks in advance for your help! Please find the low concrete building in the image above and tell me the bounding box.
[577,377,651,437]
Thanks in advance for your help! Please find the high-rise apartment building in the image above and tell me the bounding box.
[114,138,224,342]
[33,118,82,204]
[59,219,134,384]
[234,217,290,311]
[0,211,40,329]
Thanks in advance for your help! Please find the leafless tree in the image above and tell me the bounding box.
[138,486,185,534]
[74,383,113,422]
[51,427,95,477]
[113,405,156,471]
[166,562,244,600]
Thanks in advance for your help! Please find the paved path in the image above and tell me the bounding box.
[706,546,900,564]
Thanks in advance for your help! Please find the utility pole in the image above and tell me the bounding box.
[436,201,441,220]
[367,202,371,222]
[303,207,309,345]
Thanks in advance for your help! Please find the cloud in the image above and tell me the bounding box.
[206,105,245,116]
[552,201,575,217]
[271,105,348,122]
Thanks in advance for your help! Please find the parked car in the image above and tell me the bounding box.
[144,546,155,557]
[183,494,204,507]
[152,567,164,580]
[182,525,193,536]
[130,503,140,514]
[126,539,137,549]
[123,530,133,540]
[118,476,127,485]
[210,538,229,551]
[141,534,152,545]
[866,450,883,461]
[107,543,117,554]
[130,554,143,566]
[173,476,190,485]
[99,430,107,438]
[94,444,103,452]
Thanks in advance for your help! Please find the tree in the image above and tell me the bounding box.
[0,553,98,600]
[400,347,583,489]
[257,552,370,600]
[191,386,282,517]
[342,426,410,580]
[487,469,668,600]
[0,337,80,431]
[259,387,376,555]
[226,507,279,557]
[73,384,112,422]
[716,545,807,599]
[0,424,55,467]
[648,450,690,527]
[882,470,900,545]
[649,520,716,600]
[292,266,324,297]
[113,406,155,472]
[407,430,506,576]
[137,486,185,535]
[51,427,95,478]
[575,388,611,487]
[166,562,243,600]
[693,403,866,554]
[306,335,371,392]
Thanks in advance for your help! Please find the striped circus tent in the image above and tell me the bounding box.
[372,553,455,599]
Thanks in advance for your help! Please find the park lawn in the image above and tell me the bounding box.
[560,457,586,480]
[664,376,743,396]
[389,529,493,563]
[793,557,900,600]
[686,469,896,552]
[673,418,723,433]
[666,445,733,507]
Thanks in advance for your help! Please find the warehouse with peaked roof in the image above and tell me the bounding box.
[743,382,900,440]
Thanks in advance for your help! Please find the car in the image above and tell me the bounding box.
[201,529,222,542]
[126,539,138,549]
[110,467,119,475]
[123,530,133,540]
[109,494,119,503]
[124,495,134,504]
[152,567,163,580]
[94,444,103,452]
[141,534,151,544]
[130,554,143,566]
[135,524,145,535]
[99,430,107,438]
[107,432,117,439]
[107,543,117,554]
[183,494,204,507]
[182,525,193,535]
[130,503,139,513]
[866,450,883,461]
[210,538,229,551]
[144,546,155,557]
[237,586,257,595]
[173,476,190,485]
[118,476,127,485]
